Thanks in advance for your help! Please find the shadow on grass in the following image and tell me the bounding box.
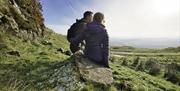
[0,57,73,90]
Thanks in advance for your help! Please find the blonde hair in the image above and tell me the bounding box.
[93,12,104,23]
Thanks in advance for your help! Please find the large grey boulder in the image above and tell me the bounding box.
[74,51,114,86]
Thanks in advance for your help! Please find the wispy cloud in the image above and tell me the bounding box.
[41,0,180,39]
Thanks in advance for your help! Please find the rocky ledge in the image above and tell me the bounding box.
[74,51,114,86]
[53,51,114,91]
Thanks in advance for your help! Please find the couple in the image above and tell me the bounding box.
[67,11,109,68]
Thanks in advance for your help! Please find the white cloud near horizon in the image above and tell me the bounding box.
[46,24,69,35]
[46,0,180,39]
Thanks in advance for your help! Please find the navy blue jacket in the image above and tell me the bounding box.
[71,21,109,64]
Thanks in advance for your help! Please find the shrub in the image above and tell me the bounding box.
[121,57,128,66]
[145,58,157,70]
[109,56,116,63]
[132,56,140,67]
[164,63,180,84]
[136,60,145,71]
[115,81,133,91]
[149,63,161,75]
[109,56,121,64]
[145,58,161,75]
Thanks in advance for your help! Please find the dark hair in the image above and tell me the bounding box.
[93,12,104,22]
[83,11,93,18]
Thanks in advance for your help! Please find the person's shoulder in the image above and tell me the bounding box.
[103,28,107,31]
[101,27,108,35]
[99,24,107,32]
[79,20,87,26]
[100,24,106,28]
[102,29,107,34]
[74,20,86,29]
[86,22,94,29]
[87,22,94,25]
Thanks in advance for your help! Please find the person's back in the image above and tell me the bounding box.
[84,21,108,62]
[71,12,109,67]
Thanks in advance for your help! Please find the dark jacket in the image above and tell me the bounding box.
[67,18,87,53]
[71,21,109,65]
[67,18,87,41]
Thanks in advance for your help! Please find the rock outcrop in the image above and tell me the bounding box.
[0,0,47,40]
[40,53,114,91]
[74,51,114,86]
[45,51,114,91]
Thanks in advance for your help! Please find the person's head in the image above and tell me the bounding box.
[93,12,104,23]
[83,11,93,23]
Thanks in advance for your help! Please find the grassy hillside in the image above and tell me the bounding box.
[1,31,180,90]
[110,47,180,91]
[111,62,180,90]
[1,0,180,90]
[0,29,71,90]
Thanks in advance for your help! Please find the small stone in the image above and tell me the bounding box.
[65,50,72,56]
[39,52,47,55]
[57,48,64,53]
[41,40,52,45]
[7,51,20,57]
[57,86,65,91]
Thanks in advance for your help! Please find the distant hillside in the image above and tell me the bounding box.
[111,46,180,53]
[162,46,180,53]
[110,38,179,48]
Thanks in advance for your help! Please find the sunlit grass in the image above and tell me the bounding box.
[0,31,70,90]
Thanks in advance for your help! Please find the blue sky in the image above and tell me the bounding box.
[40,0,179,39]
[40,0,93,25]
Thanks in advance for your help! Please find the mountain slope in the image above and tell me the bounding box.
[0,0,180,91]
[0,0,70,90]
[0,0,115,90]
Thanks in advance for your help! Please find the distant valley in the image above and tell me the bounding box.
[110,38,180,48]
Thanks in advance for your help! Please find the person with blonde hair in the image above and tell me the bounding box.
[71,12,109,68]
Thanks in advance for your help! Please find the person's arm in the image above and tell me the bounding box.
[78,22,87,33]
[102,30,109,66]
[70,24,87,45]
